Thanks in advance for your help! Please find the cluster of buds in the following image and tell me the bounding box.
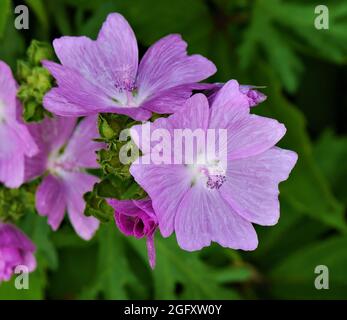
[17,40,54,122]
[0,185,35,223]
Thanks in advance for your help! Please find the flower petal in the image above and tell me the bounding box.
[28,115,76,154]
[42,61,118,116]
[141,83,211,114]
[0,223,36,252]
[175,183,258,251]
[108,199,142,217]
[206,82,267,108]
[221,147,298,226]
[52,36,119,98]
[62,115,105,168]
[209,81,286,159]
[24,151,47,182]
[130,93,209,154]
[42,62,151,121]
[226,114,286,160]
[0,124,25,188]
[167,93,210,131]
[0,152,24,188]
[36,175,66,231]
[133,198,156,219]
[0,61,17,120]
[239,85,267,107]
[63,172,100,240]
[146,234,156,269]
[0,62,38,168]
[53,14,138,99]
[24,116,76,182]
[136,34,216,103]
[130,163,191,237]
[97,13,138,85]
[11,120,39,157]
[23,252,37,272]
[209,80,250,129]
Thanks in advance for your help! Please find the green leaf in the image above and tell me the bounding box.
[25,0,49,34]
[269,0,347,64]
[239,0,302,92]
[0,268,46,300]
[213,267,253,284]
[313,130,347,204]
[270,235,347,299]
[0,19,25,69]
[47,238,98,299]
[46,0,72,35]
[252,199,330,268]
[128,236,242,299]
[0,0,10,38]
[239,0,347,92]
[21,212,59,271]
[81,224,137,299]
[252,65,346,232]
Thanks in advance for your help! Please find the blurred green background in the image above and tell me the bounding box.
[0,0,347,299]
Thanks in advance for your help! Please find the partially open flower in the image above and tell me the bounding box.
[0,222,36,283]
[107,198,158,269]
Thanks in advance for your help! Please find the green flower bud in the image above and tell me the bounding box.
[0,185,36,223]
[84,190,114,223]
[17,60,32,81]
[98,114,130,141]
[17,84,31,101]
[16,40,54,122]
[27,40,54,65]
[98,115,116,140]
[23,99,44,121]
[27,67,52,96]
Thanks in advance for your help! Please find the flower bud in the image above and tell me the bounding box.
[27,40,54,65]
[0,222,36,283]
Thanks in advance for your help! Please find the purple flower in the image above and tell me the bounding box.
[108,198,158,269]
[0,222,36,282]
[25,115,105,240]
[206,82,267,107]
[129,80,298,251]
[0,61,38,188]
[239,85,267,107]
[42,13,216,121]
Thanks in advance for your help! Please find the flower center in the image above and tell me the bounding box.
[51,159,77,172]
[111,65,139,107]
[189,155,227,190]
[47,150,79,176]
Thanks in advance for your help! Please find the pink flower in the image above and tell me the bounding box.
[0,222,36,283]
[108,198,158,269]
[25,116,105,240]
[42,13,216,121]
[129,80,298,251]
[206,83,267,107]
[0,61,38,188]
[239,85,267,107]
